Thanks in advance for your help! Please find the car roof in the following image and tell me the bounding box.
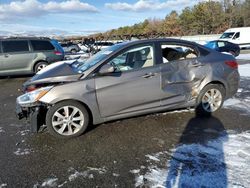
[225,27,250,32]
[108,38,213,56]
[117,38,199,47]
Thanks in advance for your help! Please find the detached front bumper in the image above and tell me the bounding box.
[16,102,46,133]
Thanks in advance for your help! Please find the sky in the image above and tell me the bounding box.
[0,0,205,36]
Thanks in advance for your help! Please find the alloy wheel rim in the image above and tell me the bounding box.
[37,64,47,72]
[201,88,222,112]
[52,106,84,136]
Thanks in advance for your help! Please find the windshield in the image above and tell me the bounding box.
[220,32,235,39]
[76,44,124,73]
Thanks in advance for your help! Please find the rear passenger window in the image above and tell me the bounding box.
[2,40,29,53]
[161,43,198,63]
[31,40,55,51]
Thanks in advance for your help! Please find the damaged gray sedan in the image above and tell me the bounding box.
[16,39,239,138]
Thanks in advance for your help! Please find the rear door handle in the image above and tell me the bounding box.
[142,72,157,78]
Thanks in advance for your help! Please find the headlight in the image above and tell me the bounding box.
[17,86,53,106]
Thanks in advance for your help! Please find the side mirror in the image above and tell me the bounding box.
[98,64,115,75]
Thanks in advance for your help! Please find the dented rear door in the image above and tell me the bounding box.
[160,58,208,106]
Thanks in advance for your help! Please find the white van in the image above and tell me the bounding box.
[220,27,250,49]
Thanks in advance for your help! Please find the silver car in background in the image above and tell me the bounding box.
[60,42,81,54]
[16,39,239,138]
[0,37,64,75]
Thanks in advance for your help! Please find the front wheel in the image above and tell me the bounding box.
[196,84,225,115]
[46,101,89,138]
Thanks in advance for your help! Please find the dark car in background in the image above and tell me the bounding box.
[205,40,240,57]
[16,38,239,138]
[60,42,81,54]
[0,37,64,76]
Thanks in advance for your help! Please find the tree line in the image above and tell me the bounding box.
[97,0,250,38]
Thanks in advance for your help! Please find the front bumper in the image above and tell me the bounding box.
[16,102,46,133]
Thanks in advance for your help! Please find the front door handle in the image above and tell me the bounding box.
[142,72,157,78]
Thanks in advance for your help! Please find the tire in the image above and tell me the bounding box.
[46,101,89,138]
[34,61,48,73]
[196,84,225,116]
[71,49,77,54]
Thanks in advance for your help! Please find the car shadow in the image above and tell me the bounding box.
[166,108,228,187]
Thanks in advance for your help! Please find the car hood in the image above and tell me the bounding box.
[24,60,82,88]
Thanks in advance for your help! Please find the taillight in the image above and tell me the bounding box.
[225,61,238,69]
[54,51,62,55]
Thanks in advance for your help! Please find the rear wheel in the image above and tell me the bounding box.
[34,61,48,73]
[46,101,89,138]
[196,84,225,115]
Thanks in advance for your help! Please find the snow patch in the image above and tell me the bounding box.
[87,167,107,174]
[145,154,161,162]
[68,167,107,182]
[41,178,58,187]
[130,169,140,174]
[223,65,250,114]
[224,98,250,114]
[132,131,250,188]
[113,173,120,177]
[0,127,5,133]
[57,181,67,188]
[68,171,89,181]
[9,123,23,127]
[161,109,194,115]
[0,183,7,188]
[14,148,32,156]
[237,88,243,93]
[237,53,250,61]
[18,130,30,136]
[238,64,250,78]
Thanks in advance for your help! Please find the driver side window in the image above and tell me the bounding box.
[108,45,154,72]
